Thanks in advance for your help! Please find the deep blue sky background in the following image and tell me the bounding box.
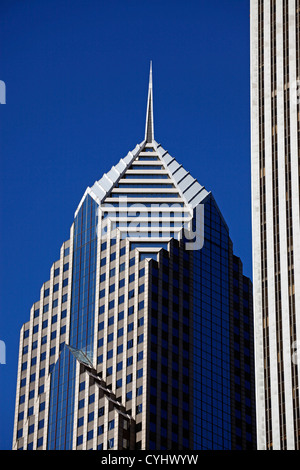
[0,0,251,450]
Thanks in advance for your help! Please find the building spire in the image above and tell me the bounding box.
[145,61,154,143]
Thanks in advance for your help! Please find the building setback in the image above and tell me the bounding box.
[13,65,256,450]
[251,0,300,450]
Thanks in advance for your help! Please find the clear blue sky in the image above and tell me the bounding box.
[0,0,251,450]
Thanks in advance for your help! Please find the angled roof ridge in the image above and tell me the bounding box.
[74,141,146,217]
[172,163,183,176]
[152,140,209,209]
[92,142,145,202]
[177,170,191,183]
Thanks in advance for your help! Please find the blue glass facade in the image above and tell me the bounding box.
[69,195,98,357]
[47,195,98,449]
[145,195,256,450]
[192,197,231,449]
[148,244,191,450]
[47,346,77,449]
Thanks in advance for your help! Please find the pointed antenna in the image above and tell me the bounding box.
[145,61,154,143]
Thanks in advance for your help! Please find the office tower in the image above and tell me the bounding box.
[250,0,300,450]
[13,65,256,450]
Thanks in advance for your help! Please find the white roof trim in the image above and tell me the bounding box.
[74,142,145,217]
[153,140,209,210]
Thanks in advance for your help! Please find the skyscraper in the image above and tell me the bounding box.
[250,0,300,450]
[13,65,256,451]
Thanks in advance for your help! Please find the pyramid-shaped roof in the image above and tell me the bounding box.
[74,64,214,245]
[76,64,209,215]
